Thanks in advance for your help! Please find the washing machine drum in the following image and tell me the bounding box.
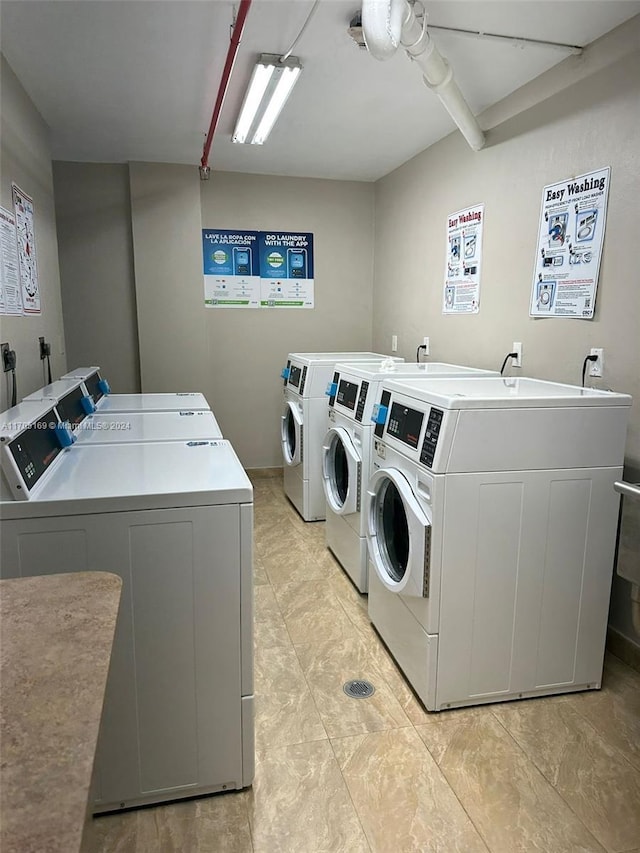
[322,426,361,515]
[281,401,303,466]
[366,468,432,597]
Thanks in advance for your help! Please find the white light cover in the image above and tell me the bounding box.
[251,65,302,145]
[232,62,274,144]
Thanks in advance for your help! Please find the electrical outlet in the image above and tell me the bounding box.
[39,336,51,359]
[589,347,603,377]
[512,342,523,368]
[423,337,430,355]
[391,335,398,352]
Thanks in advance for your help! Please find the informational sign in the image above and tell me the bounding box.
[442,204,484,314]
[12,183,40,314]
[0,206,23,315]
[203,229,260,308]
[259,231,314,308]
[530,167,610,319]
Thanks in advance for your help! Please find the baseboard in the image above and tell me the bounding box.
[246,467,283,480]
[606,626,640,674]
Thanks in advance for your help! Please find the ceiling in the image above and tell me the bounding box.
[1,1,639,181]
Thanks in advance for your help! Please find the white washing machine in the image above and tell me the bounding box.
[25,381,223,445]
[280,352,403,521]
[0,405,254,812]
[323,362,498,592]
[365,376,631,711]
[55,366,211,413]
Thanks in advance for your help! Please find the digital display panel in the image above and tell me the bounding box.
[386,402,424,449]
[8,408,61,490]
[337,380,358,411]
[84,371,104,403]
[56,385,87,428]
[288,365,302,388]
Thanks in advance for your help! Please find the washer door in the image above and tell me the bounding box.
[366,467,431,598]
[322,426,361,515]
[281,401,303,466]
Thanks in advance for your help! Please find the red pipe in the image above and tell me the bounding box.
[201,0,252,170]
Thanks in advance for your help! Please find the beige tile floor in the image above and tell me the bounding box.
[87,471,640,853]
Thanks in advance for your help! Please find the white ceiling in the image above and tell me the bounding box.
[1,1,639,181]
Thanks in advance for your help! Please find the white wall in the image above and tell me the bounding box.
[53,162,140,393]
[129,166,375,468]
[0,55,66,409]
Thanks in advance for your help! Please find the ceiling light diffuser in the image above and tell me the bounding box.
[232,54,302,145]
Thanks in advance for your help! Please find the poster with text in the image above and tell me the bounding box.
[530,167,610,319]
[259,231,314,308]
[443,204,484,314]
[12,183,40,314]
[203,229,260,307]
[0,206,23,315]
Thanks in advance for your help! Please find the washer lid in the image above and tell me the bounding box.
[287,352,399,365]
[95,392,211,413]
[379,376,632,409]
[1,439,252,516]
[334,361,497,382]
[74,410,223,444]
[23,378,85,402]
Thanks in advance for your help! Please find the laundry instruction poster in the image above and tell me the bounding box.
[203,229,260,308]
[443,204,483,314]
[259,231,314,308]
[0,206,23,315]
[530,167,610,319]
[12,183,40,314]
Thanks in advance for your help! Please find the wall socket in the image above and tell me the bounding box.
[589,347,604,377]
[391,335,398,352]
[512,342,523,368]
[423,337,430,355]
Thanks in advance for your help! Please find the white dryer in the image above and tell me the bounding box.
[1,406,253,812]
[280,352,403,521]
[365,376,631,711]
[323,362,498,592]
[55,366,211,413]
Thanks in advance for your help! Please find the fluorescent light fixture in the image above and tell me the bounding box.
[232,54,302,145]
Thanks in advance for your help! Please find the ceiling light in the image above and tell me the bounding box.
[232,54,302,145]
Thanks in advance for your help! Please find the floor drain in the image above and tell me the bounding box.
[343,679,375,699]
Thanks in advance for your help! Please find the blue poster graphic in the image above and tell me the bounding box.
[258,231,314,308]
[202,230,260,307]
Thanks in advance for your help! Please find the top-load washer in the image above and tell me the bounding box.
[365,375,631,711]
[323,361,499,591]
[25,381,223,445]
[280,352,403,521]
[0,404,253,812]
[54,366,211,413]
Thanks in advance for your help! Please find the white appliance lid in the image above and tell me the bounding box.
[61,366,100,379]
[0,400,56,434]
[2,439,251,514]
[75,410,222,443]
[334,362,497,380]
[96,393,210,413]
[22,379,85,403]
[381,376,632,408]
[288,352,398,364]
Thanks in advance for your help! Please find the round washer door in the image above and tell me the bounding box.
[366,467,431,598]
[322,426,361,515]
[281,400,303,466]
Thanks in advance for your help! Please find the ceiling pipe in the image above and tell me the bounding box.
[361,0,485,151]
[200,0,252,179]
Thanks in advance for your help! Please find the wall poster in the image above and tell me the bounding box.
[12,183,40,314]
[530,167,610,319]
[442,204,484,314]
[203,229,260,307]
[259,231,314,308]
[0,206,23,315]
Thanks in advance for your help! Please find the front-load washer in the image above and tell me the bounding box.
[1,405,253,812]
[54,366,211,413]
[323,362,499,592]
[365,375,631,711]
[280,352,403,521]
[25,381,223,445]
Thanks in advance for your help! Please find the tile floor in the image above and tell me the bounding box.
[86,470,640,853]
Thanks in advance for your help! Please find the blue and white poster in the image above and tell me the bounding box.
[203,229,260,308]
[259,231,314,308]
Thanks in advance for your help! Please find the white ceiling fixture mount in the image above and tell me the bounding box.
[362,0,486,151]
[232,53,303,145]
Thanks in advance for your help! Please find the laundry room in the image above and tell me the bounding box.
[1,2,639,852]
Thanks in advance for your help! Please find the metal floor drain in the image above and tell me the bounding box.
[343,679,375,699]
